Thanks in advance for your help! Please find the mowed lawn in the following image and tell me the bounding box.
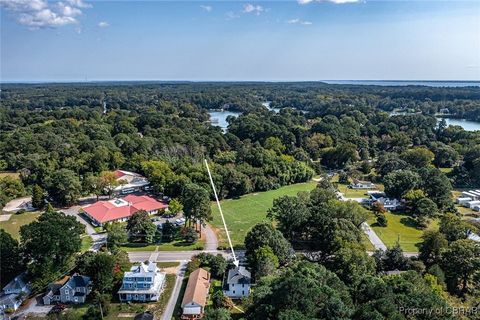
[0,212,41,239]
[211,181,318,248]
[367,211,439,252]
[120,238,205,252]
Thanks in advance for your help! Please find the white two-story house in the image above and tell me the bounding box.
[223,266,251,298]
[118,261,166,302]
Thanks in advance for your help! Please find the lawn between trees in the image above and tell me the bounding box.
[367,211,439,252]
[210,179,442,252]
[211,180,318,248]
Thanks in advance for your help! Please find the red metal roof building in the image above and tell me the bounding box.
[81,195,167,226]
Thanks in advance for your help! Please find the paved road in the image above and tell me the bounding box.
[129,250,246,263]
[161,261,187,320]
[203,224,218,251]
[361,222,387,251]
[60,204,107,252]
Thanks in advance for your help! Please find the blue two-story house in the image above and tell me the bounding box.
[118,261,166,302]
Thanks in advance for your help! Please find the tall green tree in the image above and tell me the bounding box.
[181,183,212,232]
[20,211,84,285]
[141,160,175,193]
[105,222,128,251]
[76,251,116,293]
[401,147,435,168]
[383,170,420,199]
[441,239,480,295]
[168,198,183,215]
[439,213,470,242]
[419,230,448,267]
[44,169,82,205]
[126,210,156,243]
[245,223,292,265]
[252,246,279,280]
[0,230,23,286]
[31,184,45,209]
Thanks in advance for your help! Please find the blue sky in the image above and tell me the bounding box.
[1,0,479,81]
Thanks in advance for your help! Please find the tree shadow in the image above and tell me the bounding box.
[173,241,195,247]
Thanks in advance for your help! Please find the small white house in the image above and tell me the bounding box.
[461,191,480,201]
[350,179,376,190]
[456,197,472,205]
[465,200,480,209]
[375,197,402,211]
[223,266,251,298]
[468,231,480,242]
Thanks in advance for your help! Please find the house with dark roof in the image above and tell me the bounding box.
[81,195,168,226]
[43,274,92,305]
[181,268,210,319]
[223,266,251,298]
[0,273,30,312]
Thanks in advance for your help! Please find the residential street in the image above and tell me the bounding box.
[128,249,246,263]
[161,261,187,320]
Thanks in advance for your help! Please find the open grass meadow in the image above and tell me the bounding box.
[0,171,20,179]
[211,181,318,248]
[367,211,439,252]
[0,212,41,239]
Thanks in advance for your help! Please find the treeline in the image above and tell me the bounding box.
[0,82,479,208]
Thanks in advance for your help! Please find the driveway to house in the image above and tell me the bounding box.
[161,261,187,320]
[12,295,52,319]
[60,198,107,251]
[3,196,33,213]
[203,224,218,251]
[361,222,387,251]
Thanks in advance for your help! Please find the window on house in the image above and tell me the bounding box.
[233,290,235,294]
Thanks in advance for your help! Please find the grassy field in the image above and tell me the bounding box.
[120,238,205,252]
[211,181,318,248]
[0,212,41,239]
[80,235,93,252]
[367,211,439,252]
[0,171,20,179]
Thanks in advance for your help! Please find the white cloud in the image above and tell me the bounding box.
[98,21,109,28]
[287,18,313,25]
[243,3,263,15]
[0,0,91,28]
[225,11,240,19]
[66,0,91,9]
[298,0,359,4]
[200,5,212,12]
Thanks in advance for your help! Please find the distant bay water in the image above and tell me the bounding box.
[438,118,480,131]
[322,80,480,87]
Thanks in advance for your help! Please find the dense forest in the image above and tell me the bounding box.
[1,82,479,207]
[1,82,479,319]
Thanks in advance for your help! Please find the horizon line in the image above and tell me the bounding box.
[2,79,480,85]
